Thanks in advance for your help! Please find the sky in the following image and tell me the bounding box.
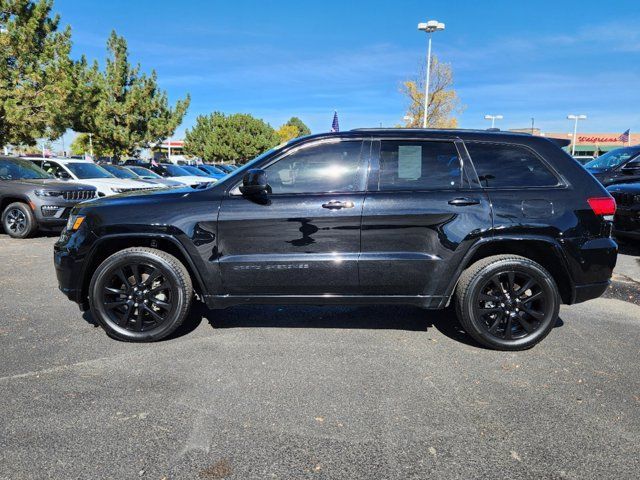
[53,0,640,143]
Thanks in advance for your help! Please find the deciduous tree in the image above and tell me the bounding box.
[184,112,279,164]
[284,117,311,136]
[401,56,463,128]
[276,124,299,143]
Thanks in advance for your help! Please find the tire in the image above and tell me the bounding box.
[89,247,193,342]
[455,255,560,351]
[2,202,37,239]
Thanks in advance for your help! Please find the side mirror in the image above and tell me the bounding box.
[240,169,269,196]
[56,170,71,179]
[621,163,640,174]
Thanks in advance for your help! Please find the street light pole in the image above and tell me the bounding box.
[418,20,445,128]
[567,114,587,156]
[88,133,93,158]
[484,114,503,128]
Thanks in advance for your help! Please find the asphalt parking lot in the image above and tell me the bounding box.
[1,235,639,479]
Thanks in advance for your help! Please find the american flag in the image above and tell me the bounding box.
[331,111,340,132]
[618,129,630,143]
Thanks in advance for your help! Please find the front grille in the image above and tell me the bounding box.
[62,190,96,201]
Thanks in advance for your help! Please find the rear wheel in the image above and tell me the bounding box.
[89,247,193,342]
[2,202,37,239]
[455,255,560,350]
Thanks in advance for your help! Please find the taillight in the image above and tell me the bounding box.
[587,197,616,216]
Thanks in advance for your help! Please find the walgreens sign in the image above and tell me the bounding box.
[577,136,622,143]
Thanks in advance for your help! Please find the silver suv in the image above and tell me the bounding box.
[0,157,96,238]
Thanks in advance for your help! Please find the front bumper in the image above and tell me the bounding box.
[572,281,610,304]
[54,228,95,310]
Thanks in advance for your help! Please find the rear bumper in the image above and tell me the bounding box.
[572,281,610,304]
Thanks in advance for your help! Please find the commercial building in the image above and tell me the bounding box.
[510,129,638,158]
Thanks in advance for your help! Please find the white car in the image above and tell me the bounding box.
[26,158,159,197]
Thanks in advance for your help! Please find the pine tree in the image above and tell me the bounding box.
[81,31,190,160]
[184,112,279,164]
[0,0,76,147]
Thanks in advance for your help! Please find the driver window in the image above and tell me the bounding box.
[264,141,366,194]
[42,161,64,177]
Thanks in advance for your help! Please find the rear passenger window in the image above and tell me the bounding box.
[466,142,559,188]
[379,141,462,190]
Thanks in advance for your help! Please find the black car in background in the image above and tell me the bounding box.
[54,129,617,350]
[0,157,96,238]
[608,182,640,240]
[585,146,640,186]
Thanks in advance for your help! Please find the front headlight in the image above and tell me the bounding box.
[66,214,85,231]
[111,187,125,193]
[34,189,63,197]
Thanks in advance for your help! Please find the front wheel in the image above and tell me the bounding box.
[2,202,37,238]
[89,247,193,342]
[455,255,560,351]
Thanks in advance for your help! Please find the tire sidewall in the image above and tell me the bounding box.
[462,259,560,349]
[2,202,36,239]
[89,251,188,341]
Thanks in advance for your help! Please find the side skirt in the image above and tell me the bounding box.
[202,294,446,310]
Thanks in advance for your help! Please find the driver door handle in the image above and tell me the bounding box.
[448,197,480,206]
[322,200,355,210]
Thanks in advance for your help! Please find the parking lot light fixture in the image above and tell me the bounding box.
[418,19,445,128]
[484,115,503,128]
[567,114,587,156]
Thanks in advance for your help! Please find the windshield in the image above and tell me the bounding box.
[182,166,210,177]
[163,164,192,177]
[65,162,114,179]
[585,148,640,170]
[129,166,161,178]
[102,165,138,179]
[0,158,52,180]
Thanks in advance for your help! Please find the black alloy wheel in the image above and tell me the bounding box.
[455,255,560,351]
[89,248,193,342]
[473,270,547,341]
[2,202,37,239]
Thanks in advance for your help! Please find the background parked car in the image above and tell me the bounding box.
[101,164,183,188]
[211,163,237,174]
[196,164,228,179]
[27,158,158,197]
[148,163,214,186]
[180,165,220,181]
[607,182,640,240]
[0,157,96,238]
[585,146,640,185]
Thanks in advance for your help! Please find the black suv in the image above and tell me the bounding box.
[1,157,96,238]
[54,130,617,350]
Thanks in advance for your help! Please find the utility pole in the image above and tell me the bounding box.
[417,20,445,128]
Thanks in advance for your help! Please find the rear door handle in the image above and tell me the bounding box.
[448,197,480,206]
[322,200,355,209]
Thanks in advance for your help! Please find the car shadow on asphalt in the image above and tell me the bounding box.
[186,303,564,350]
[82,303,564,350]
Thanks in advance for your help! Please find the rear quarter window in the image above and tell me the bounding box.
[466,142,560,188]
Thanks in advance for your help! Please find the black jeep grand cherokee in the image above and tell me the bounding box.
[54,129,617,350]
